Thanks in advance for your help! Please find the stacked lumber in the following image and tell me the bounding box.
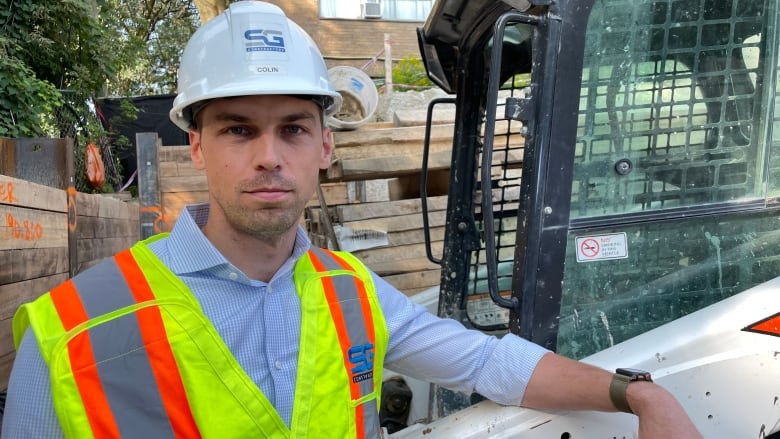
[307,194,449,295]
[0,176,69,387]
[72,192,140,273]
[308,119,457,296]
[0,174,140,388]
[157,145,207,233]
[324,123,456,181]
[309,113,525,297]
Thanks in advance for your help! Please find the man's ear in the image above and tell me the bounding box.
[320,127,334,170]
[190,129,206,170]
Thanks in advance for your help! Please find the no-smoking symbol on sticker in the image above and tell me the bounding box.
[580,238,600,258]
[575,233,629,262]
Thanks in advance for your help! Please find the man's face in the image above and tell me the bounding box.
[189,95,333,241]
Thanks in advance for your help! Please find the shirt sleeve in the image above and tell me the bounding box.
[374,272,550,406]
[1,329,64,439]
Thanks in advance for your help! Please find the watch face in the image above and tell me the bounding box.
[616,368,653,381]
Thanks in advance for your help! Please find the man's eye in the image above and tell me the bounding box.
[285,125,305,135]
[228,126,250,136]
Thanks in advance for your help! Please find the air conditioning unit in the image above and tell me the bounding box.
[362,1,382,19]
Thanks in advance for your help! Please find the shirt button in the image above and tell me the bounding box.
[267,286,273,295]
[275,360,282,370]
[228,272,238,280]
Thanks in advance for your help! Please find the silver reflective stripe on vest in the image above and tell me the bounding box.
[70,257,177,438]
[308,247,380,439]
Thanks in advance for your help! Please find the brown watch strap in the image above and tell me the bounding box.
[609,373,633,414]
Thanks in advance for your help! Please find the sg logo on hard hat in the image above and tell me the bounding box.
[244,29,286,53]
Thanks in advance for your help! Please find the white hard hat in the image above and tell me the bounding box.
[169,1,342,131]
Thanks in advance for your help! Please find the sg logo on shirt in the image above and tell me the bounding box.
[348,343,375,383]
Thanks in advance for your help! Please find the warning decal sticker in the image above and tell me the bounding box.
[575,232,628,263]
[743,312,780,337]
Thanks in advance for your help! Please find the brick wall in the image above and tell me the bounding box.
[264,0,424,77]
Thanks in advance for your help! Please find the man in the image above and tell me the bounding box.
[2,2,701,438]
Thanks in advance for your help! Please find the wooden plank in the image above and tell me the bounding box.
[138,133,161,239]
[12,138,70,189]
[157,156,202,179]
[359,257,440,276]
[160,175,208,193]
[0,205,68,250]
[67,140,77,278]
[77,236,135,257]
[336,195,448,222]
[401,285,438,296]
[0,317,15,360]
[75,237,134,273]
[159,161,179,178]
[331,138,452,162]
[326,150,453,181]
[0,175,66,212]
[0,350,15,390]
[341,209,447,233]
[393,107,456,127]
[76,216,139,240]
[74,191,101,217]
[307,182,350,207]
[386,226,445,247]
[0,247,69,284]
[158,145,191,163]
[96,195,134,220]
[333,123,455,147]
[388,169,451,200]
[0,138,16,178]
[0,274,68,321]
[353,241,443,265]
[382,269,442,292]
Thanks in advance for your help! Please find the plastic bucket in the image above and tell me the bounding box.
[327,66,378,130]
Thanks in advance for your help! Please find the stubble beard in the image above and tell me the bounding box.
[217,176,306,243]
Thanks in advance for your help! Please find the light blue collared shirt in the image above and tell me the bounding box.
[1,204,549,438]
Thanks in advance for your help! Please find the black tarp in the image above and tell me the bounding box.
[97,94,188,187]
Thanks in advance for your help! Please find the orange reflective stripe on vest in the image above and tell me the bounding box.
[49,249,201,438]
[307,247,380,439]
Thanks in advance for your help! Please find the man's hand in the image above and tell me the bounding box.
[521,353,702,438]
[628,381,702,438]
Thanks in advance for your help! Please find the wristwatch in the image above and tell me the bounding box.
[609,368,652,414]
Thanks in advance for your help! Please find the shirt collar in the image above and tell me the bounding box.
[165,203,313,278]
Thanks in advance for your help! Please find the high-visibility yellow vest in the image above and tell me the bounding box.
[13,238,389,438]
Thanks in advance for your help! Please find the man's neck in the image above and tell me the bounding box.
[201,222,297,283]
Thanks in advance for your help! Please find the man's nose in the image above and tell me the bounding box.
[251,133,283,170]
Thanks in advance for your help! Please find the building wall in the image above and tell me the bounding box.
[264,0,425,77]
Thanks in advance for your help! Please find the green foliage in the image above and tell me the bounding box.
[0,0,197,193]
[0,0,117,137]
[102,0,198,95]
[0,39,63,137]
[391,56,434,90]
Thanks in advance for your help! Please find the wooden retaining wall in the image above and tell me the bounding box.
[0,137,140,389]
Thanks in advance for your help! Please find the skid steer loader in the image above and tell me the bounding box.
[387,0,780,437]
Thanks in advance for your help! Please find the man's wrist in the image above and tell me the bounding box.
[609,368,653,414]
